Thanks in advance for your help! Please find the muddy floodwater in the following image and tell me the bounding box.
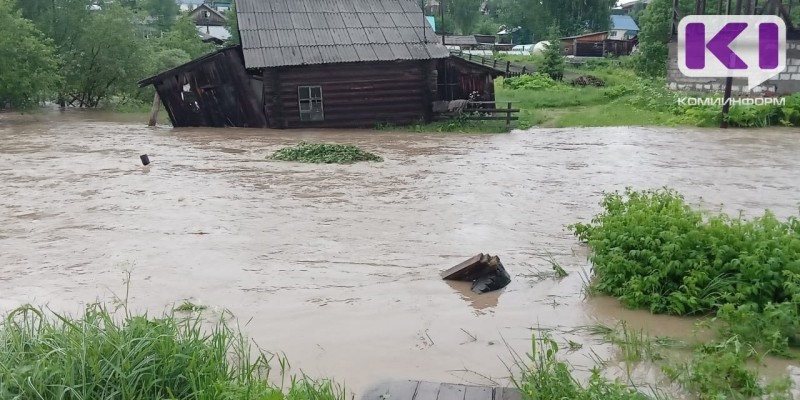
[1,110,799,395]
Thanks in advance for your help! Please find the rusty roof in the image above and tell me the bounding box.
[236,0,449,68]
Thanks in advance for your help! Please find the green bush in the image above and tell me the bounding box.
[570,188,800,355]
[502,73,558,90]
[268,142,383,164]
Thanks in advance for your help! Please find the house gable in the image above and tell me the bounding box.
[189,4,228,27]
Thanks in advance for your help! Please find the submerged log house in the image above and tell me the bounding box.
[138,0,451,129]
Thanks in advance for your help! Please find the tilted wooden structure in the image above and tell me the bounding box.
[138,0,451,129]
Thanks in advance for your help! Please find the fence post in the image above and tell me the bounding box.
[493,59,497,68]
[468,53,472,61]
[506,61,510,74]
[506,102,512,126]
[521,66,526,74]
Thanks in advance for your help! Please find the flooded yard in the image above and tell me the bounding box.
[1,110,799,395]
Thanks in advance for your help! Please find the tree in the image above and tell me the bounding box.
[143,0,179,32]
[226,0,240,45]
[161,16,216,59]
[495,0,616,42]
[634,0,694,77]
[445,0,483,34]
[60,4,148,107]
[0,0,60,108]
[540,24,565,80]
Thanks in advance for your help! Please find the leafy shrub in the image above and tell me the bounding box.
[570,188,800,354]
[502,73,558,90]
[268,142,383,164]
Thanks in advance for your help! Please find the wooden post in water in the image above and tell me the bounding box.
[148,92,161,127]
[721,77,733,128]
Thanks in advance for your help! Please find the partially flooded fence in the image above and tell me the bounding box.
[463,101,520,125]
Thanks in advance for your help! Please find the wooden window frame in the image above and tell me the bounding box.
[298,85,324,121]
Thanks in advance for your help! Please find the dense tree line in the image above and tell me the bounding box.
[0,0,216,110]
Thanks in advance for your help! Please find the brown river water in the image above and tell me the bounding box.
[1,110,799,396]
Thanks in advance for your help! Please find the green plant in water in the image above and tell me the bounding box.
[507,332,654,400]
[570,187,800,356]
[268,142,383,164]
[0,303,345,400]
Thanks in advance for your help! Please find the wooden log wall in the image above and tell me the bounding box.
[153,48,266,128]
[262,60,438,129]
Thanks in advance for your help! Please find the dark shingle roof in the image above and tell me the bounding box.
[440,35,478,46]
[236,0,450,68]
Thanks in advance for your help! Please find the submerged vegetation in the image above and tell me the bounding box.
[268,142,383,164]
[567,187,800,398]
[0,303,344,400]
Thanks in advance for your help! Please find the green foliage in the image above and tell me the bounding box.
[570,187,800,356]
[142,0,179,32]
[540,25,566,79]
[268,142,383,164]
[511,332,653,400]
[633,0,694,77]
[494,0,615,42]
[502,73,558,90]
[0,304,345,400]
[663,336,766,399]
[0,0,60,109]
[226,0,240,45]
[160,16,216,59]
[60,4,149,107]
[445,0,483,34]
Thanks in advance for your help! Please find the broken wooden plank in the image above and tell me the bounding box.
[388,380,420,400]
[441,254,491,281]
[414,381,441,400]
[464,386,492,400]
[437,383,467,400]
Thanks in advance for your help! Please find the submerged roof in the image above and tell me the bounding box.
[236,0,450,68]
[611,15,639,31]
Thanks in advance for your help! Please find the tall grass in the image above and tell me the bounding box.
[0,303,344,400]
[506,332,662,400]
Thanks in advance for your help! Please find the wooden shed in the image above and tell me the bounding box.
[560,31,608,57]
[138,0,449,129]
[437,56,502,102]
[137,47,266,128]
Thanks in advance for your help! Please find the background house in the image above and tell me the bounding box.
[608,15,639,40]
[189,4,230,42]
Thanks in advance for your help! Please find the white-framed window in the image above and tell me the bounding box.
[609,31,618,38]
[298,86,324,121]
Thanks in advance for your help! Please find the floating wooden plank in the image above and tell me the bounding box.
[414,381,441,400]
[437,383,467,400]
[441,254,489,281]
